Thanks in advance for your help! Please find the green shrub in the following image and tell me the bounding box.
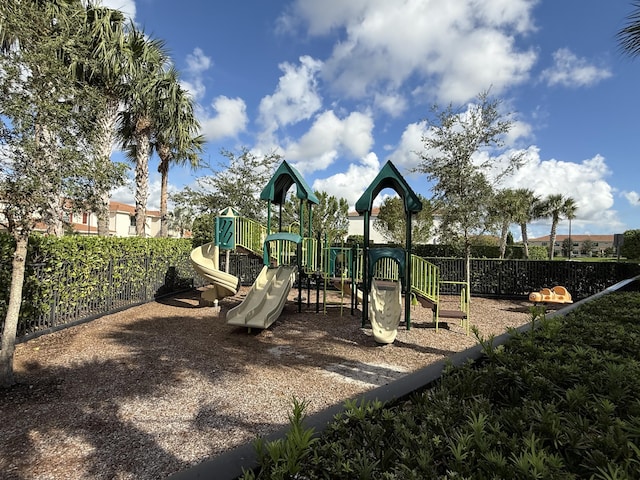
[0,234,196,338]
[250,292,640,478]
[621,229,640,260]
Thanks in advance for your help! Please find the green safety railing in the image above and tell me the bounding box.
[228,215,468,329]
[234,217,268,256]
[411,255,440,304]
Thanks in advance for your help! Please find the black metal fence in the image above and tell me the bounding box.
[4,251,639,343]
[220,253,640,301]
[429,258,640,299]
[220,253,264,286]
[4,254,204,342]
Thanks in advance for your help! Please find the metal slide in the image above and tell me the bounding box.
[190,242,240,302]
[226,265,297,329]
[368,279,403,344]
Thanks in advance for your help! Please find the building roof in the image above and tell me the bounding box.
[349,207,381,217]
[529,234,614,242]
[109,201,160,217]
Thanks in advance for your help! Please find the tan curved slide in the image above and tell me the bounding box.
[190,242,240,302]
[227,265,297,329]
[369,279,403,344]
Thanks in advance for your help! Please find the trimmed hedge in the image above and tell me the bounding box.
[0,234,198,340]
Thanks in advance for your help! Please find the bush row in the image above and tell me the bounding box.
[248,291,640,479]
[0,234,197,339]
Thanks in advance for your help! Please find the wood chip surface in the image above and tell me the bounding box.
[0,286,538,479]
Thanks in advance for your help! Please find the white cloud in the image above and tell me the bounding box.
[374,92,407,118]
[504,119,533,147]
[99,0,136,21]
[282,0,537,104]
[312,153,381,207]
[622,191,640,206]
[200,96,248,141]
[185,47,212,74]
[284,111,374,175]
[258,56,323,136]
[181,48,213,101]
[176,48,247,141]
[387,121,428,171]
[540,48,612,88]
[498,149,617,226]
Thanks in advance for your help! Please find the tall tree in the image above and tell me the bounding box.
[539,194,577,260]
[0,0,122,386]
[511,188,541,259]
[373,195,434,244]
[153,67,204,237]
[489,188,520,259]
[580,238,595,256]
[413,91,523,292]
[280,190,350,242]
[74,4,131,235]
[118,25,169,237]
[171,148,281,224]
[168,205,195,238]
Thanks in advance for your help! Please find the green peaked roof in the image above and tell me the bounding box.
[355,160,422,214]
[260,160,319,205]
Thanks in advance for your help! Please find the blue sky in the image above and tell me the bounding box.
[105,0,640,240]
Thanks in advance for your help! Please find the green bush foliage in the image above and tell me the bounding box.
[0,234,196,338]
[252,291,640,478]
[621,229,640,260]
[191,214,214,248]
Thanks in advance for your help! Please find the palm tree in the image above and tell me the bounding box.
[167,205,195,238]
[512,189,541,259]
[153,67,205,237]
[76,5,130,236]
[490,189,520,259]
[618,2,640,58]
[565,199,577,258]
[540,194,577,260]
[118,25,169,237]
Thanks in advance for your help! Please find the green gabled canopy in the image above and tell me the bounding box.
[260,160,319,205]
[355,160,422,214]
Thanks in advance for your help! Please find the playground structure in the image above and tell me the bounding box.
[189,160,470,341]
[189,208,242,304]
[529,286,573,304]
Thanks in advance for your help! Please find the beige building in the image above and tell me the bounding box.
[24,201,166,237]
[347,207,387,243]
[528,234,615,257]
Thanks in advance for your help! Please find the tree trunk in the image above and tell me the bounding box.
[134,128,151,238]
[95,98,119,236]
[0,234,28,388]
[36,123,64,237]
[549,218,558,260]
[499,220,508,259]
[46,193,65,237]
[157,148,170,238]
[520,223,530,259]
[465,241,471,313]
[97,190,111,236]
